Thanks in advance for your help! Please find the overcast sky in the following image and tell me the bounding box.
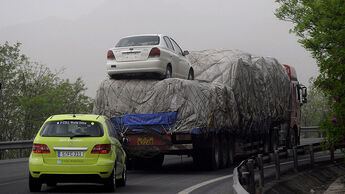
[0,0,318,97]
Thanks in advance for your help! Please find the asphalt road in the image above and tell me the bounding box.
[0,138,329,194]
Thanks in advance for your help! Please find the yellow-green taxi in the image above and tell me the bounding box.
[29,114,126,192]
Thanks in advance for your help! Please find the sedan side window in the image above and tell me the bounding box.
[163,36,174,51]
[170,38,183,55]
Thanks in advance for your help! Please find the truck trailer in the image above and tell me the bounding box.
[93,49,307,170]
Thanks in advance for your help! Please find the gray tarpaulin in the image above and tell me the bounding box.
[93,49,290,135]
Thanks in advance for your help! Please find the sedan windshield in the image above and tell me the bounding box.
[116,36,160,47]
[40,120,104,137]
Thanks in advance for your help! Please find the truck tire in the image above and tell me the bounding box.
[210,135,220,170]
[149,154,164,169]
[287,128,297,148]
[226,135,235,168]
[192,147,205,169]
[219,134,228,169]
[271,128,279,151]
[192,134,220,170]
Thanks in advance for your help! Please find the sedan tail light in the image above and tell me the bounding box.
[32,144,50,154]
[149,47,160,57]
[107,50,115,60]
[91,144,111,154]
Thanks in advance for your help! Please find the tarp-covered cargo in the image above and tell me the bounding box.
[93,49,290,136]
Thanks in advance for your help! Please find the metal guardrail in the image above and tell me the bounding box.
[301,126,324,138]
[232,141,345,194]
[0,140,33,159]
[0,140,33,150]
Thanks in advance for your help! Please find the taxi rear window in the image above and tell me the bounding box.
[40,120,104,137]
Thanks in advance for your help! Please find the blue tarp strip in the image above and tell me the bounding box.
[111,112,178,133]
[123,112,177,126]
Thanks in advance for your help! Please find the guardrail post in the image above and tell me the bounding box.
[293,146,298,172]
[18,149,22,158]
[247,159,255,194]
[309,145,314,168]
[258,154,264,188]
[274,150,280,180]
[330,146,334,162]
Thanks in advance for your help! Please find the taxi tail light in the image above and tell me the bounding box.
[91,144,111,154]
[32,144,50,154]
[107,50,115,60]
[149,47,160,57]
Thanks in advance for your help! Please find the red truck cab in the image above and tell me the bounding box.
[283,64,307,145]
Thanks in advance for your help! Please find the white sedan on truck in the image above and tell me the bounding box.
[106,34,194,80]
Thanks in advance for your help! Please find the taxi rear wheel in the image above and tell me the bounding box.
[29,173,42,192]
[104,167,116,192]
[116,163,127,187]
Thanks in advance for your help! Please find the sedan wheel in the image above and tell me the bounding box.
[104,167,116,192]
[187,69,194,80]
[29,173,42,192]
[165,66,172,79]
[116,163,127,187]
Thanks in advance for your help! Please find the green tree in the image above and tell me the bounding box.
[0,42,93,141]
[275,0,345,148]
[301,78,329,126]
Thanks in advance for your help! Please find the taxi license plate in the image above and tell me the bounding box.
[58,151,84,157]
[137,137,154,145]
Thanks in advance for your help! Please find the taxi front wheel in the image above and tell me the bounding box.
[29,173,42,192]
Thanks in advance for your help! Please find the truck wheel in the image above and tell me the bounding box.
[227,135,235,167]
[150,154,164,169]
[263,132,271,153]
[288,128,297,148]
[210,136,220,170]
[271,129,279,151]
[219,134,228,169]
[192,148,206,170]
[29,173,42,192]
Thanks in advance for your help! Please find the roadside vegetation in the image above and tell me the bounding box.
[301,78,329,127]
[0,42,93,142]
[275,0,345,149]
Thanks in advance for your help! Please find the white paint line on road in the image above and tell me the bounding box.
[177,174,233,194]
[0,178,26,186]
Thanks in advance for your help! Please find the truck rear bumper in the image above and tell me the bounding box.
[124,144,193,158]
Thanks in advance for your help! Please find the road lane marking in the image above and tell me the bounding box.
[177,174,233,194]
[0,178,26,186]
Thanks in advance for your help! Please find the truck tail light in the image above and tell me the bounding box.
[32,144,50,154]
[91,144,111,154]
[149,47,160,57]
[107,50,115,60]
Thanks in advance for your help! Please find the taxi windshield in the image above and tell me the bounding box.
[40,120,104,137]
